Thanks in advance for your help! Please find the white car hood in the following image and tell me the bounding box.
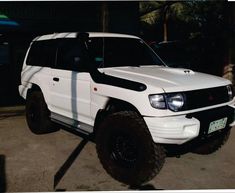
[102,66,230,93]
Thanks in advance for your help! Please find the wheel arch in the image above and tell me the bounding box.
[26,84,42,97]
[93,97,142,134]
[105,98,141,114]
[26,83,52,109]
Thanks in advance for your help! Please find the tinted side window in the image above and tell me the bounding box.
[26,40,57,67]
[56,39,88,72]
[87,38,104,68]
[87,37,163,68]
[103,38,158,67]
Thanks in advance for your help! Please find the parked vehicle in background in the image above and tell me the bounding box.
[19,32,235,186]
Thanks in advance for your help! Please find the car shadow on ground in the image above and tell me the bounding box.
[53,126,166,191]
[53,125,95,190]
[0,155,6,192]
[54,136,89,189]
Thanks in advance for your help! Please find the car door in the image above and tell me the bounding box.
[49,38,92,130]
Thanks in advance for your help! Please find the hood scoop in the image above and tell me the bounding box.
[161,68,195,75]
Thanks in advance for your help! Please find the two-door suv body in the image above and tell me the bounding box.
[19,32,235,186]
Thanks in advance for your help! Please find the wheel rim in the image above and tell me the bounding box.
[110,132,139,168]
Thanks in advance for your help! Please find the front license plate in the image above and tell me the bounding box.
[208,117,227,134]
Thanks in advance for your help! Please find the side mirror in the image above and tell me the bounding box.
[76,32,89,43]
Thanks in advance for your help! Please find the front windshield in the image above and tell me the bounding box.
[87,37,165,68]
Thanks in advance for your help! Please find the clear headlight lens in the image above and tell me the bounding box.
[167,93,185,112]
[149,93,185,111]
[149,94,166,109]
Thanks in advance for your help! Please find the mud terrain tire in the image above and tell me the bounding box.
[95,111,166,186]
[192,129,231,155]
[26,91,58,134]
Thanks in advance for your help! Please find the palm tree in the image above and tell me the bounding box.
[140,1,186,42]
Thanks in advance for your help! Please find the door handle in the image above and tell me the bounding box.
[53,77,59,82]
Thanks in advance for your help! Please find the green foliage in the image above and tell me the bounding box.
[140,1,227,41]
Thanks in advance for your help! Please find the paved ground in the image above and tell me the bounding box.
[0,107,235,191]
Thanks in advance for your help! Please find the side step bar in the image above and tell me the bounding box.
[50,112,93,136]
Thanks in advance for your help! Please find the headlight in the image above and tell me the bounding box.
[167,93,185,112]
[227,85,234,101]
[149,93,185,111]
[149,94,166,109]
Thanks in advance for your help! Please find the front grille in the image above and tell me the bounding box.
[184,86,230,111]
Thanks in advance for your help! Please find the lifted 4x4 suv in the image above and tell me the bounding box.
[19,32,235,186]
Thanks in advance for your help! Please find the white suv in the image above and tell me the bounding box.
[19,32,235,186]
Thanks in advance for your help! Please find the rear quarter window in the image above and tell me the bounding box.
[26,40,57,67]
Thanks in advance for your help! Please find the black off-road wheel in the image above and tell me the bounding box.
[95,111,166,186]
[192,128,231,155]
[26,91,58,134]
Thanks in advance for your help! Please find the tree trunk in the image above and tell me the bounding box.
[163,5,169,42]
[163,17,168,42]
[101,2,109,32]
[223,3,235,84]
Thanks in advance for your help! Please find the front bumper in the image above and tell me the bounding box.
[144,105,235,145]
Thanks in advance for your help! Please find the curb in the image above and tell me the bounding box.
[0,105,25,115]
